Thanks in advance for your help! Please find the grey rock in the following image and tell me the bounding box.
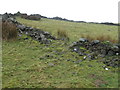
[25,32,28,35]
[79,38,88,42]
[83,56,87,60]
[18,29,23,34]
[18,34,22,37]
[2,13,10,21]
[92,40,100,44]
[69,42,78,48]
[17,25,26,30]
[78,52,85,56]
[73,48,77,52]
[43,31,50,35]
[66,59,71,61]
[107,50,115,56]
[101,50,107,55]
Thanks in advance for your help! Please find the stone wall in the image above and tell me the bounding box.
[21,14,41,21]
[2,13,55,44]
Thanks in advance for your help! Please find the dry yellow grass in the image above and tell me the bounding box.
[2,21,17,41]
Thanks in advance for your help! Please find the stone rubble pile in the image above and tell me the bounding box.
[70,38,120,67]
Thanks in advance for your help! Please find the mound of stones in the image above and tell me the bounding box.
[17,24,56,44]
[2,13,56,44]
[70,38,120,67]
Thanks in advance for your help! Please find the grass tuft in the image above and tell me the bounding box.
[81,34,117,43]
[96,35,117,43]
[57,29,69,41]
[2,21,17,41]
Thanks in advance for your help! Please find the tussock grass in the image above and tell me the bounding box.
[96,35,117,43]
[81,34,118,43]
[57,29,69,41]
[2,21,17,41]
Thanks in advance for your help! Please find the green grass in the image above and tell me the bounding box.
[2,17,119,88]
[16,17,118,43]
[2,37,118,88]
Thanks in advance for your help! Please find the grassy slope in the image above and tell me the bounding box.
[3,38,118,88]
[16,17,118,43]
[2,18,118,88]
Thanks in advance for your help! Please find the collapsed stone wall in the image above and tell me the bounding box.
[2,13,56,44]
[70,38,120,67]
[17,24,56,44]
[2,13,120,68]
[70,38,119,56]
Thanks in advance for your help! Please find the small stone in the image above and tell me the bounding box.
[107,50,114,56]
[105,68,109,70]
[102,65,106,68]
[116,53,119,55]
[18,34,22,37]
[73,42,77,45]
[43,31,49,35]
[92,40,100,45]
[73,48,77,51]
[66,59,71,61]
[17,24,26,30]
[79,38,88,42]
[83,56,87,60]
[25,32,28,35]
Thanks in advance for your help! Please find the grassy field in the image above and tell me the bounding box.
[2,17,119,88]
[2,38,118,88]
[16,17,118,43]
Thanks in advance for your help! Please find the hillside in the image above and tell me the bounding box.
[2,16,119,88]
[16,17,118,43]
